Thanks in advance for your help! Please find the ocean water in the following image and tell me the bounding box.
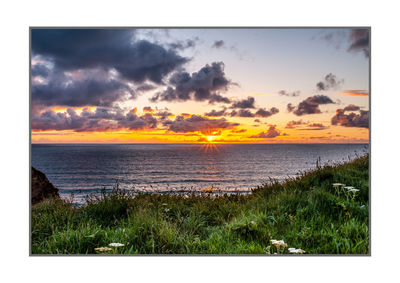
[31,143,368,203]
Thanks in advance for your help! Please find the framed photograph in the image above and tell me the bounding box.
[30,27,369,255]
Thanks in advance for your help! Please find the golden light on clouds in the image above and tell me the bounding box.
[337,90,369,97]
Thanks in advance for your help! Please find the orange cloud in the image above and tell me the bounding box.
[338,90,369,97]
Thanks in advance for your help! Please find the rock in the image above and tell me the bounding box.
[31,167,59,205]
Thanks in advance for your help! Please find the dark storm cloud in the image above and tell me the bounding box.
[165,115,239,135]
[31,29,188,84]
[331,109,369,128]
[348,29,369,58]
[316,73,344,91]
[31,63,51,78]
[209,94,231,104]
[212,40,225,48]
[151,62,232,104]
[32,107,160,132]
[135,84,157,93]
[31,29,191,108]
[278,90,300,97]
[32,71,134,107]
[249,125,281,139]
[32,108,87,131]
[288,95,334,116]
[231,96,256,109]
[343,104,361,111]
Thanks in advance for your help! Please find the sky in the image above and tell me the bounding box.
[31,28,369,143]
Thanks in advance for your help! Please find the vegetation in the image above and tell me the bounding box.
[31,154,369,255]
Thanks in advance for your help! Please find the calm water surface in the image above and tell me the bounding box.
[32,143,368,203]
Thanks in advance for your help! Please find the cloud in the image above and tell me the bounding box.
[231,96,256,109]
[32,70,134,107]
[32,107,160,132]
[228,97,279,118]
[165,115,239,135]
[116,111,158,130]
[32,29,188,84]
[230,109,255,117]
[31,29,192,108]
[204,108,227,117]
[255,107,279,118]
[314,30,347,50]
[285,120,306,129]
[249,125,282,139]
[316,29,369,59]
[153,110,173,120]
[302,123,329,130]
[308,123,325,128]
[32,63,51,78]
[209,94,231,104]
[150,62,232,104]
[348,29,369,58]
[230,129,247,133]
[143,106,154,113]
[288,95,334,116]
[338,90,369,97]
[278,90,300,97]
[135,84,157,93]
[316,73,344,91]
[168,38,198,50]
[343,104,361,111]
[287,103,295,112]
[331,109,369,128]
[212,40,225,48]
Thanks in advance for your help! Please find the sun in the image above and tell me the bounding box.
[207,136,213,142]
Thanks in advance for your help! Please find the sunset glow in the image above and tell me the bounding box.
[31,29,369,144]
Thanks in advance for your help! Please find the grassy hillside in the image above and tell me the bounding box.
[31,154,369,255]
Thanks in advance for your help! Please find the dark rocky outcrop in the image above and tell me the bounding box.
[31,167,59,205]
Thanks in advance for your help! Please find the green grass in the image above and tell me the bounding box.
[31,154,369,255]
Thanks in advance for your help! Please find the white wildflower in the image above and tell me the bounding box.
[343,186,355,190]
[270,239,288,248]
[288,248,305,254]
[108,243,124,247]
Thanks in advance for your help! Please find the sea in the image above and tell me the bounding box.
[31,143,369,204]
